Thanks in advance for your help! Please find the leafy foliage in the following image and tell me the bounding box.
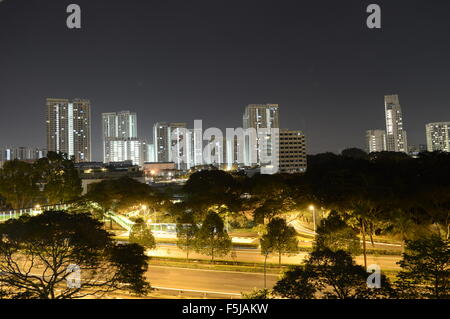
[194,211,232,262]
[34,152,82,205]
[176,211,199,261]
[315,211,361,256]
[129,218,156,250]
[260,217,298,265]
[274,248,394,299]
[396,236,449,299]
[0,211,150,299]
[0,160,38,209]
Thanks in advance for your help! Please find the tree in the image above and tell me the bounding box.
[274,248,394,299]
[85,177,166,227]
[341,148,368,160]
[315,211,361,256]
[129,218,156,250]
[273,265,317,299]
[0,160,38,209]
[396,236,449,299]
[176,212,199,261]
[183,170,242,219]
[307,248,389,299]
[0,211,150,299]
[253,198,292,225]
[260,218,298,265]
[195,211,232,262]
[34,152,82,205]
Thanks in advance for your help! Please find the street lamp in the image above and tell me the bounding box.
[308,205,316,233]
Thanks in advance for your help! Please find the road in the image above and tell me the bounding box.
[149,244,401,270]
[147,265,278,296]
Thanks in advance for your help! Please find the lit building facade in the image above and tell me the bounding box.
[153,122,189,169]
[242,104,280,170]
[279,129,307,173]
[365,129,387,153]
[102,111,143,165]
[426,122,450,152]
[384,95,408,153]
[46,98,91,162]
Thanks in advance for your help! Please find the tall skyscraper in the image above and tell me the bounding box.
[242,104,279,167]
[102,111,137,140]
[365,130,387,153]
[153,122,170,162]
[384,95,408,153]
[279,129,307,173]
[102,111,143,165]
[426,122,450,152]
[46,98,91,162]
[153,122,188,168]
[187,126,203,169]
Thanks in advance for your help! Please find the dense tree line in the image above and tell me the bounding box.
[0,152,82,209]
[178,151,449,250]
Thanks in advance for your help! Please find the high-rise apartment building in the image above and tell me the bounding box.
[187,127,203,169]
[242,104,279,168]
[106,138,143,165]
[102,111,143,165]
[384,95,408,153]
[426,122,450,152]
[153,122,170,163]
[153,122,188,169]
[279,129,307,173]
[46,98,91,162]
[365,130,387,153]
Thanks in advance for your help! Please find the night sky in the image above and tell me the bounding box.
[1,0,450,161]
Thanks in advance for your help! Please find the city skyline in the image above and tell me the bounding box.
[1,1,450,161]
[1,94,449,163]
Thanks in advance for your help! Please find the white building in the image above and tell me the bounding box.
[102,111,144,165]
[153,122,193,169]
[426,122,450,152]
[107,138,143,165]
[242,104,280,172]
[46,98,91,162]
[366,130,387,153]
[384,95,408,153]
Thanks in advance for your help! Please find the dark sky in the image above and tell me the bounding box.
[1,0,450,161]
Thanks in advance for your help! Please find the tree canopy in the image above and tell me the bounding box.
[0,211,150,299]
